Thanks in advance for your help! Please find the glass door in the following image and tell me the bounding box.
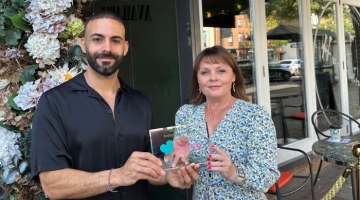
[264,0,308,145]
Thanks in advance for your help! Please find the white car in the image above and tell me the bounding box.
[278,59,302,76]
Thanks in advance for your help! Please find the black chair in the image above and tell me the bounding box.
[311,109,360,200]
[281,104,306,144]
[267,146,315,200]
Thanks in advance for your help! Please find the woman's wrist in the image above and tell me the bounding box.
[229,164,238,182]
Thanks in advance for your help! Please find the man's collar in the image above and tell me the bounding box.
[69,73,129,93]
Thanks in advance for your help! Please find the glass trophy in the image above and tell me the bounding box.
[149,122,209,170]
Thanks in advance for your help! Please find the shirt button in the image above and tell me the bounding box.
[117,110,120,113]
[108,110,112,114]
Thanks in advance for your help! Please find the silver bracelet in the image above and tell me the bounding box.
[104,168,118,192]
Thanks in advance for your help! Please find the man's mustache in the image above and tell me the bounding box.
[94,52,119,59]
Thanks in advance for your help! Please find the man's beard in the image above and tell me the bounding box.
[85,47,124,76]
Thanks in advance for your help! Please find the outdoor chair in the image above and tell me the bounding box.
[311,109,360,198]
[267,146,315,200]
[281,104,306,144]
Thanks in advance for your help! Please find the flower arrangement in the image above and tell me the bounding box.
[0,0,87,199]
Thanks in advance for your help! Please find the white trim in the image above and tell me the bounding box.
[336,0,350,116]
[342,0,360,7]
[253,0,271,110]
[189,0,203,60]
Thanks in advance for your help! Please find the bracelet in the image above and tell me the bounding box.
[104,168,118,192]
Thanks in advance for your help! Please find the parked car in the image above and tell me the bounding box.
[278,59,302,76]
[237,60,292,83]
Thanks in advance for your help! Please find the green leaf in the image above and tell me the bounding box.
[0,16,4,25]
[64,5,76,17]
[0,159,6,167]
[9,195,15,200]
[5,171,19,184]
[57,32,68,39]
[2,168,9,181]
[72,45,83,57]
[0,121,20,133]
[10,12,32,31]
[3,17,14,30]
[0,28,5,37]
[20,65,38,82]
[19,161,28,173]
[6,93,21,110]
[12,0,24,7]
[0,36,5,44]
[20,78,26,85]
[4,5,19,18]
[0,191,9,200]
[13,155,18,166]
[37,192,47,200]
[7,165,15,169]
[5,30,21,45]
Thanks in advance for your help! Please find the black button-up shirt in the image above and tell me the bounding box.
[31,73,155,200]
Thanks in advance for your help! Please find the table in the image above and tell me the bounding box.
[312,135,359,166]
[313,135,359,199]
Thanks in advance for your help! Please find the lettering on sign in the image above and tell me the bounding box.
[100,5,152,21]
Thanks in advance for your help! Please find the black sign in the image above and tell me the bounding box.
[101,5,152,21]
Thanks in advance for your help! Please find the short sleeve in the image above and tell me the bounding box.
[31,94,73,179]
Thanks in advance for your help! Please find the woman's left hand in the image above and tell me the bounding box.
[207,145,237,182]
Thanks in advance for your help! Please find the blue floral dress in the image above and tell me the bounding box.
[174,99,280,200]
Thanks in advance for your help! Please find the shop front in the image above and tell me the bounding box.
[82,0,360,199]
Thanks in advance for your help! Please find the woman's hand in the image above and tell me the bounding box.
[207,145,238,182]
[164,136,190,167]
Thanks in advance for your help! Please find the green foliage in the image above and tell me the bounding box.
[18,129,32,163]
[10,12,32,31]
[5,29,20,45]
[4,4,19,19]
[0,121,20,133]
[9,195,15,200]
[6,93,21,111]
[37,192,47,200]
[21,65,38,82]
[1,155,28,185]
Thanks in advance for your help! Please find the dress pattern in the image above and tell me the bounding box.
[174,99,280,200]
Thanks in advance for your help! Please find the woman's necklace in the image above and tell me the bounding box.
[206,100,232,121]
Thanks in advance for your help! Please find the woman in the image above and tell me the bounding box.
[170,46,279,199]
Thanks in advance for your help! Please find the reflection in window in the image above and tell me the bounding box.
[228,36,233,46]
[345,5,360,119]
[238,19,242,27]
[238,33,243,45]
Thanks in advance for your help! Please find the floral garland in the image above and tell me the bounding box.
[0,0,87,199]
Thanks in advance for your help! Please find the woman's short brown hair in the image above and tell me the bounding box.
[190,46,249,106]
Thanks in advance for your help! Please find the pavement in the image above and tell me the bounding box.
[267,164,354,200]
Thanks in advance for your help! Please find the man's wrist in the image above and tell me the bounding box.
[110,168,122,188]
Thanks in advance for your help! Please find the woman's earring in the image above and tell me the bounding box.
[232,82,235,92]
[199,85,202,94]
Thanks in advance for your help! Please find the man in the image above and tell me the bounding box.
[31,11,199,200]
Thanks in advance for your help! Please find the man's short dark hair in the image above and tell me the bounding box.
[84,11,124,35]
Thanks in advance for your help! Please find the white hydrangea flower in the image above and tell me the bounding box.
[47,63,82,84]
[0,127,22,166]
[27,0,72,15]
[14,78,57,110]
[24,34,60,65]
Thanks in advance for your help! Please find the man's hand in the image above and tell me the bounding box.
[116,152,166,186]
[166,164,200,189]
